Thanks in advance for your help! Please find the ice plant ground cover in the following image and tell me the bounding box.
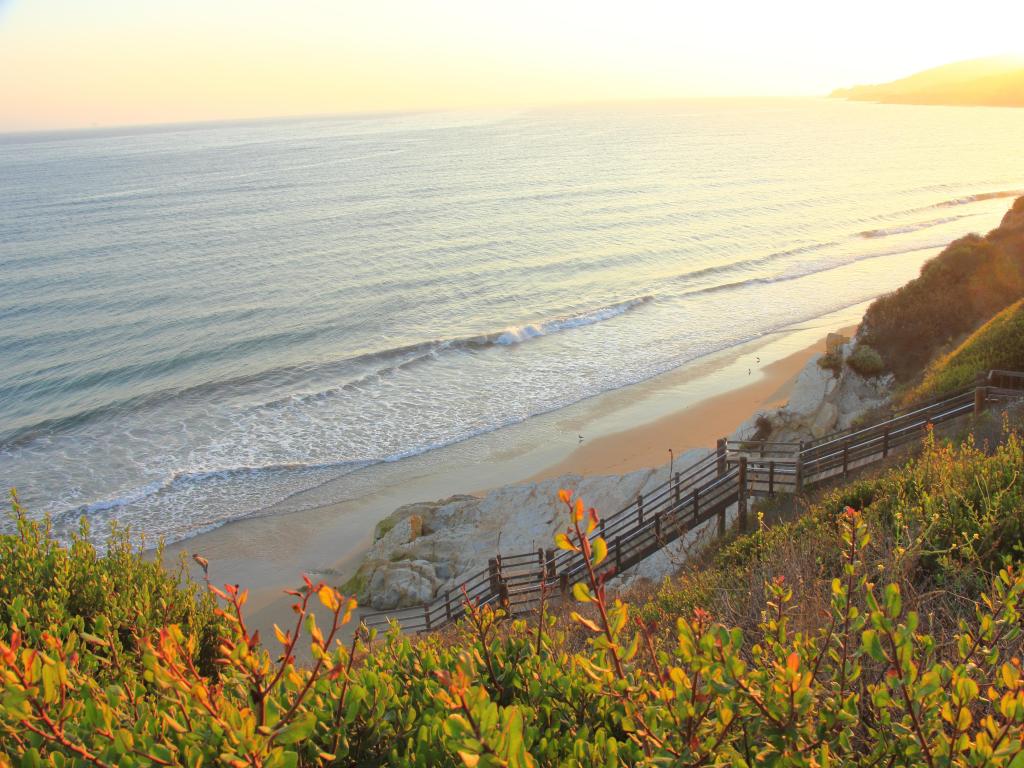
[2,429,1024,765]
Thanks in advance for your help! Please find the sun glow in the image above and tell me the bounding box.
[2,0,1024,131]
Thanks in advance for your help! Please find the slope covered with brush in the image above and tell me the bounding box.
[912,298,1024,401]
[3,425,1024,765]
[860,196,1024,380]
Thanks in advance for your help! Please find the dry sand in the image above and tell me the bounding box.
[534,324,857,480]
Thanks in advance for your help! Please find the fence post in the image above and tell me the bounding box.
[654,510,662,541]
[768,461,775,497]
[737,457,749,533]
[488,558,500,594]
[498,580,510,610]
[537,548,545,582]
[444,590,452,622]
[637,493,645,526]
[794,441,804,494]
[424,604,432,631]
[674,471,681,505]
[692,486,700,521]
[974,386,987,416]
[842,440,849,479]
[545,548,556,580]
[717,438,727,476]
[615,535,622,572]
[882,427,890,458]
[559,573,569,600]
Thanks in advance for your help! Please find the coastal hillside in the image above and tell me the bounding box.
[831,55,1024,107]
[3,425,1024,763]
[912,298,1024,401]
[859,195,1024,380]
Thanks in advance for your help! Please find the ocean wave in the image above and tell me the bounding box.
[259,296,656,408]
[60,459,373,518]
[678,242,947,300]
[486,296,653,345]
[3,296,656,447]
[858,216,964,239]
[934,190,1024,209]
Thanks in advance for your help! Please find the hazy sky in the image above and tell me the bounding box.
[2,0,1023,131]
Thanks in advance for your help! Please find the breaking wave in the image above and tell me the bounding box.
[934,190,1024,208]
[858,216,965,238]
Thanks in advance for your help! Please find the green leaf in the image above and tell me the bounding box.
[554,533,577,552]
[592,538,608,566]
[275,711,317,745]
[883,583,901,618]
[572,582,594,603]
[862,629,885,662]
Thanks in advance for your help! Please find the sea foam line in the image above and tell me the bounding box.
[858,215,966,239]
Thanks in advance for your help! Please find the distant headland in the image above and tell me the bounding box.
[831,55,1024,107]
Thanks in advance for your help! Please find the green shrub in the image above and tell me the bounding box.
[4,436,1024,765]
[817,350,842,375]
[860,199,1024,380]
[913,298,1024,401]
[0,492,224,681]
[846,343,885,376]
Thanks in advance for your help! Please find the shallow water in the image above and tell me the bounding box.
[2,99,1023,543]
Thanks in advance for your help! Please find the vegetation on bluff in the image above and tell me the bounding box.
[3,424,1024,765]
[911,299,1024,402]
[860,197,1024,381]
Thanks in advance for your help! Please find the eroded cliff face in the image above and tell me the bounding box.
[730,337,892,445]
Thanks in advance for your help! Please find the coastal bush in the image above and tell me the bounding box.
[860,201,1024,380]
[4,432,1024,765]
[0,492,224,681]
[816,350,843,375]
[647,429,1024,634]
[846,343,885,377]
[912,298,1024,401]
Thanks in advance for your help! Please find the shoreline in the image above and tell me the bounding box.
[530,325,855,482]
[164,305,868,641]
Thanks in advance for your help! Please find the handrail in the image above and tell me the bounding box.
[362,370,1024,632]
[801,389,974,454]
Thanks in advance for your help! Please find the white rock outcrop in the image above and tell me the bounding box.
[730,341,893,446]
[352,448,711,609]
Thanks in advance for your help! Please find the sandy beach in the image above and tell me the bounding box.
[532,325,856,481]
[164,306,867,641]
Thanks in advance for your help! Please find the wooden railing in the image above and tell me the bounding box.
[362,451,743,632]
[361,371,1024,633]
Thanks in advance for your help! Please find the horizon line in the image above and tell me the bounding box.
[0,94,832,139]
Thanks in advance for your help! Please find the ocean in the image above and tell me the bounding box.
[2,99,1023,545]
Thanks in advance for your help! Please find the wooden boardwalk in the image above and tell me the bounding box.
[362,370,1024,633]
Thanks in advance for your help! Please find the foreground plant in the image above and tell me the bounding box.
[2,465,1024,765]
[536,492,1024,765]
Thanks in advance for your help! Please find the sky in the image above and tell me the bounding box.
[2,0,1024,132]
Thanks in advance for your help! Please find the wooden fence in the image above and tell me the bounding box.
[362,370,1024,632]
